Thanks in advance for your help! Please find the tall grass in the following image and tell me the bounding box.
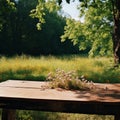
[0,54,120,83]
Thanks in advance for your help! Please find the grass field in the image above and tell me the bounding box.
[0,54,120,83]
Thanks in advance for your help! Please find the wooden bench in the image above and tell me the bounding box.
[0,80,119,120]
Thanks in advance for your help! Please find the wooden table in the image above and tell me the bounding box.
[0,80,120,120]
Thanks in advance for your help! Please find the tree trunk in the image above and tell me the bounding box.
[112,0,120,66]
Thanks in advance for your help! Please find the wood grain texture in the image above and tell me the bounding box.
[0,80,119,115]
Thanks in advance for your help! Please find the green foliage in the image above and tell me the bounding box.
[61,0,113,57]
[82,1,113,57]
[30,0,46,30]
[30,0,60,30]
[61,19,88,51]
[0,0,77,55]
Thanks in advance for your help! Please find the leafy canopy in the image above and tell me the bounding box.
[30,0,114,57]
[61,0,113,57]
[30,0,60,30]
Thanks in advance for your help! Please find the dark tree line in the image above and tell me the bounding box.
[0,0,79,56]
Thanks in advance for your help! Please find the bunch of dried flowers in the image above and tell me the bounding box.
[47,69,95,91]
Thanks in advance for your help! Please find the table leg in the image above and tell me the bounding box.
[2,109,16,120]
[115,114,120,120]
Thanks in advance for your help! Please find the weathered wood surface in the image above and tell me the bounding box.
[0,80,119,116]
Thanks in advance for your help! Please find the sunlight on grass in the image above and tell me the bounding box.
[0,55,119,82]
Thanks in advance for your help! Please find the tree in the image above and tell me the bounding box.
[29,0,79,55]
[31,0,120,65]
[112,0,120,65]
[0,0,78,55]
[61,0,120,65]
[61,0,113,57]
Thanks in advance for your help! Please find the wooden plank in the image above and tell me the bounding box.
[0,80,119,102]
[0,80,119,118]
[0,96,119,115]
[0,80,47,89]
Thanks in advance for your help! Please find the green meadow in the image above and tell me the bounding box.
[0,55,120,83]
